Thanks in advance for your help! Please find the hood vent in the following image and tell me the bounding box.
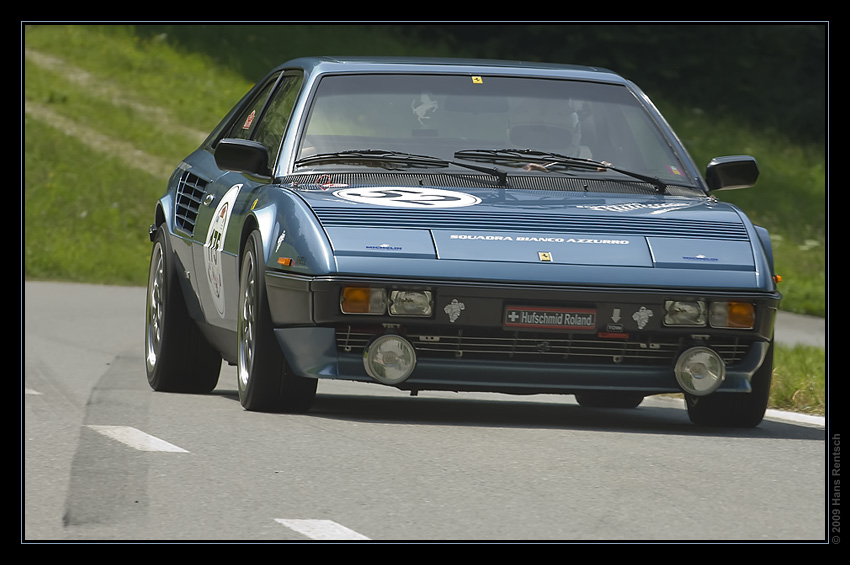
[312,207,750,241]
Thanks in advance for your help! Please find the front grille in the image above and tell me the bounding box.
[336,326,750,366]
[174,171,207,235]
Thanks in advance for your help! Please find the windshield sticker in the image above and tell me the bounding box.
[411,93,439,125]
[334,187,481,208]
[316,175,349,190]
[242,110,256,130]
[204,183,242,318]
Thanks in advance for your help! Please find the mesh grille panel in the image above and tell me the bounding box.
[336,326,750,366]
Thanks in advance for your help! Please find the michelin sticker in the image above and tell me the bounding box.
[204,184,242,317]
[632,306,654,330]
[444,299,466,323]
[334,187,480,208]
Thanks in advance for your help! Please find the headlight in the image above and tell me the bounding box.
[363,334,417,385]
[663,300,707,327]
[389,290,433,317]
[674,346,725,396]
[709,301,755,329]
[340,287,434,317]
[340,287,387,315]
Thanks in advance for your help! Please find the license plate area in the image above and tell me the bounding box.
[504,306,597,332]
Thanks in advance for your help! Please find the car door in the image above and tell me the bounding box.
[191,71,303,330]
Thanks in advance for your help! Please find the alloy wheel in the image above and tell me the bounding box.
[238,249,257,389]
[145,242,165,373]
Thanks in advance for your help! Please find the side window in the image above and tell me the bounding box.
[252,73,303,162]
[225,74,279,140]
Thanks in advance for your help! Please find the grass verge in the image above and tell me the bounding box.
[772,344,826,416]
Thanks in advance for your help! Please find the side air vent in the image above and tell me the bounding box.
[174,171,207,235]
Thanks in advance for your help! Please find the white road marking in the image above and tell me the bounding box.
[275,519,371,541]
[86,425,188,453]
[765,408,825,428]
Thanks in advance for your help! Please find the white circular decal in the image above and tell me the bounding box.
[204,183,242,317]
[333,187,481,208]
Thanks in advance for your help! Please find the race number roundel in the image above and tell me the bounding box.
[333,187,481,208]
[204,183,242,317]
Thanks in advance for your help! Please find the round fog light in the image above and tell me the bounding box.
[363,334,417,385]
[674,346,725,396]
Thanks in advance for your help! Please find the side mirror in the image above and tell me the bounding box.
[705,155,759,191]
[214,138,272,177]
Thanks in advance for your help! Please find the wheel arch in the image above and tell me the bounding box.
[237,189,335,276]
[239,213,262,268]
[237,205,281,279]
[149,199,170,242]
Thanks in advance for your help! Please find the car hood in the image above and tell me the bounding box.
[293,185,764,288]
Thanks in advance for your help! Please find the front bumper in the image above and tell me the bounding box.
[275,326,771,395]
[266,272,779,396]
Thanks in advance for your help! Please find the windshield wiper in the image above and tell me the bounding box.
[294,150,508,186]
[454,148,669,194]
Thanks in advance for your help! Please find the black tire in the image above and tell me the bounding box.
[145,225,221,393]
[575,391,644,409]
[237,231,317,412]
[686,341,774,427]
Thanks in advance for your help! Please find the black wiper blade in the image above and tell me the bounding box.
[296,149,436,164]
[294,150,439,170]
[295,149,508,186]
[454,148,668,194]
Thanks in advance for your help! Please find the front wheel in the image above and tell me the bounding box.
[237,231,317,412]
[145,225,221,393]
[686,341,774,427]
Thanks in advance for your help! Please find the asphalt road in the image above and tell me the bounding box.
[775,311,826,348]
[23,282,827,542]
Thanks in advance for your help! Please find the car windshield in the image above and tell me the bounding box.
[297,73,693,186]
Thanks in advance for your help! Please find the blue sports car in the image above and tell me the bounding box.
[145,56,780,426]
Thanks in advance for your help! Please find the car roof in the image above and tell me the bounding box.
[276,56,628,84]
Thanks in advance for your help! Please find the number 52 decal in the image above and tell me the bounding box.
[334,187,480,208]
